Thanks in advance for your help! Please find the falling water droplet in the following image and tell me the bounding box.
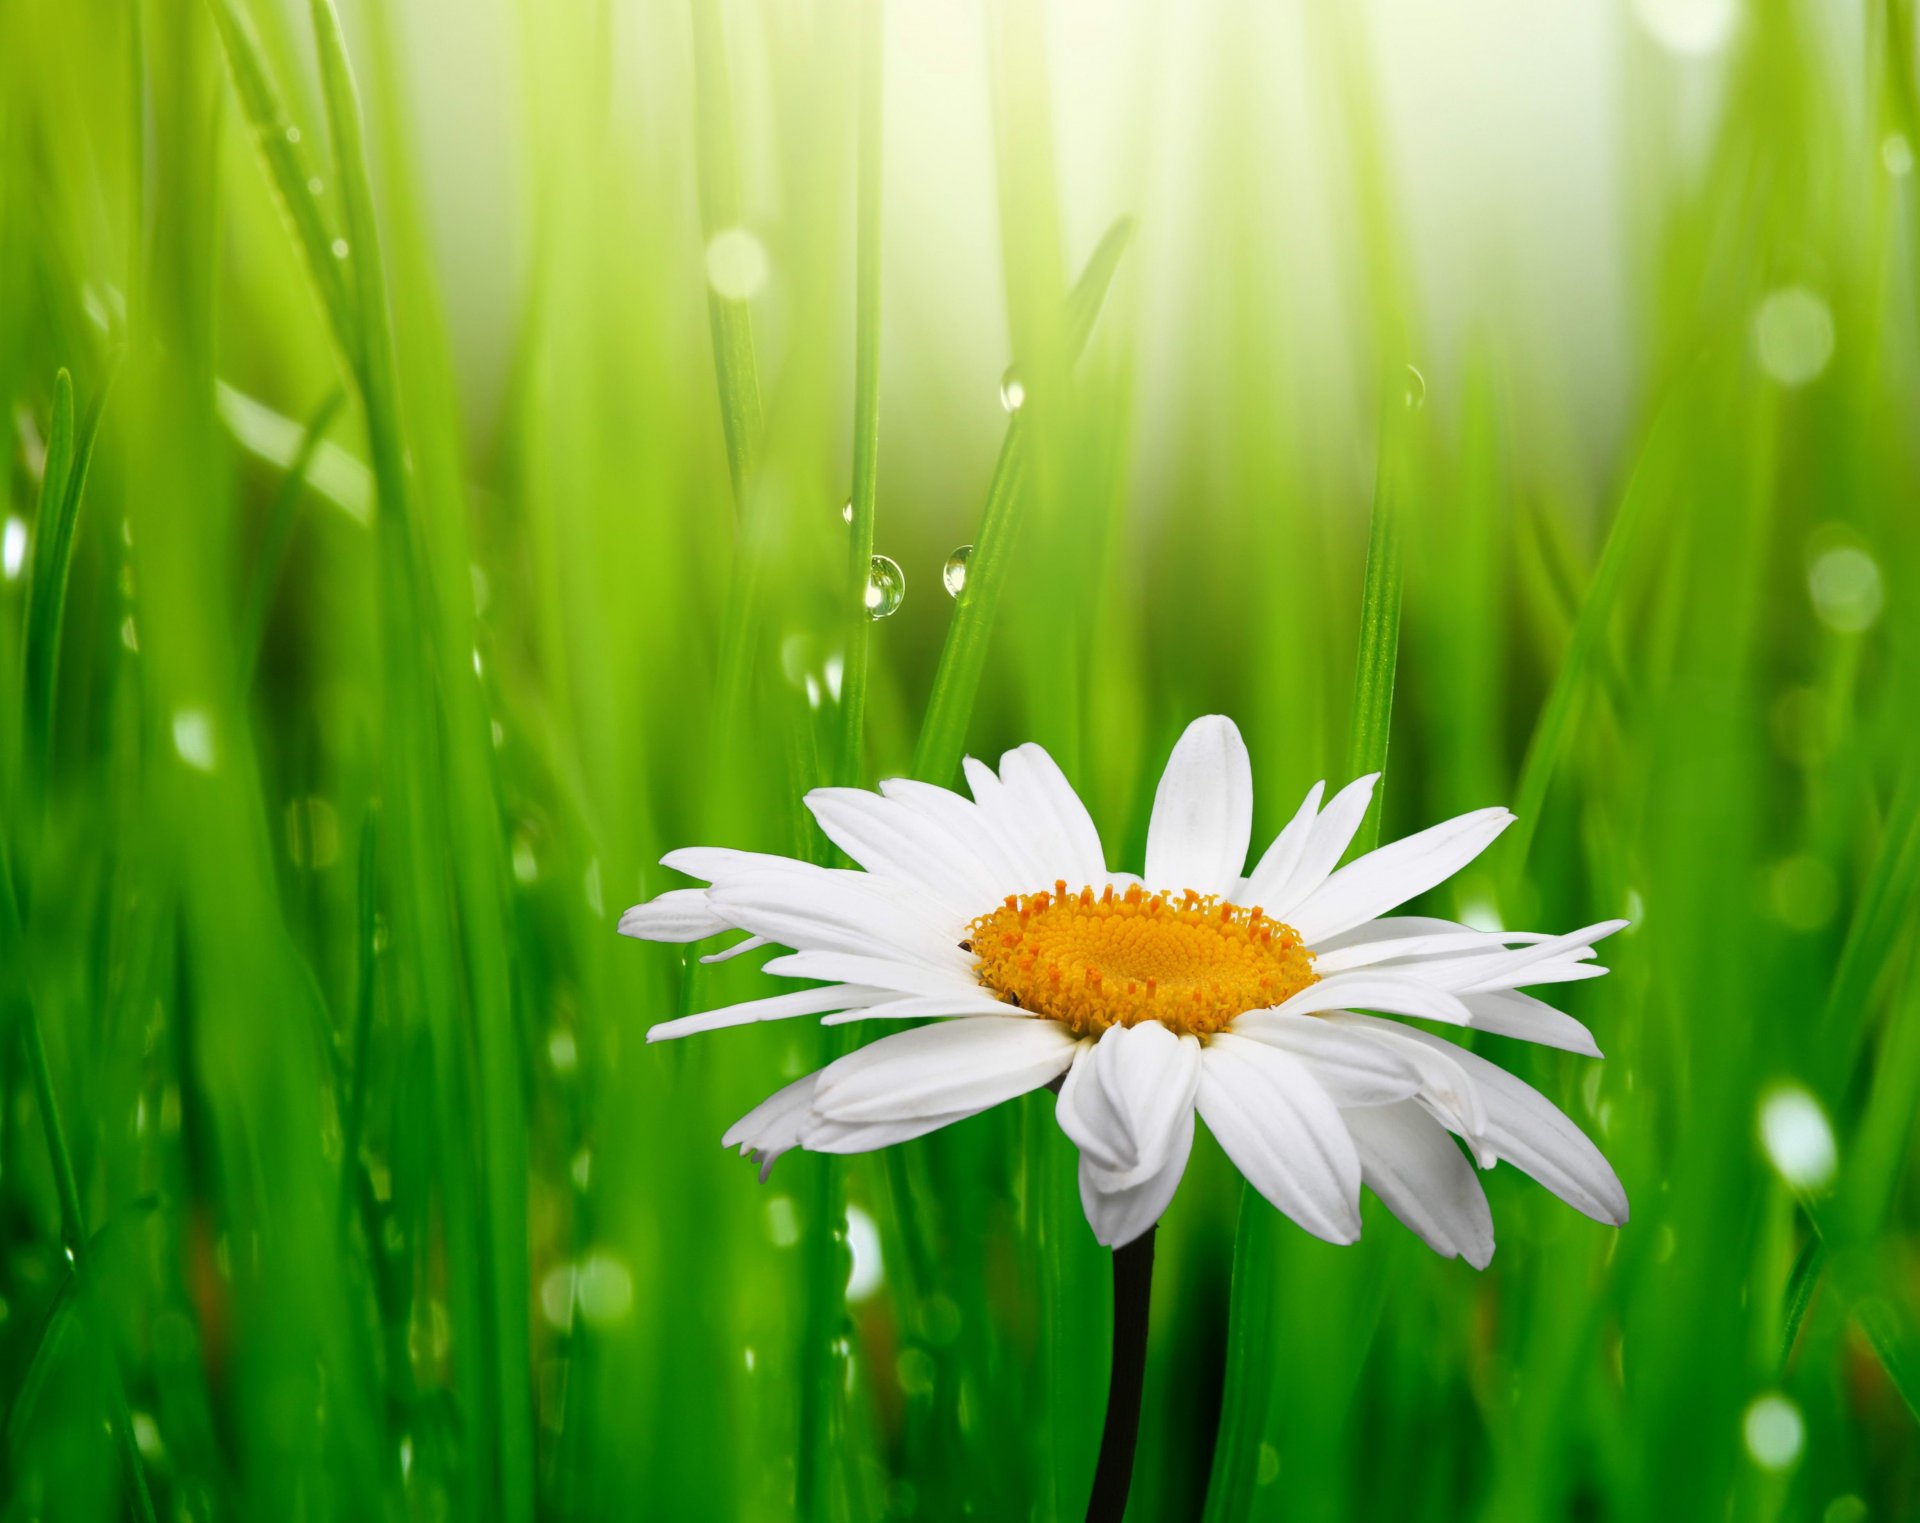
[999,365,1026,413]
[863,554,904,619]
[942,545,972,598]
[841,498,854,525]
[1403,363,1427,410]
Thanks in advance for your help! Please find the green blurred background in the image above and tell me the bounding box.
[3,0,1918,1518]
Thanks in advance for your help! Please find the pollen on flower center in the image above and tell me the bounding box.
[967,881,1317,1039]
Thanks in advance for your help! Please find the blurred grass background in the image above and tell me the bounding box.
[3,0,1919,1518]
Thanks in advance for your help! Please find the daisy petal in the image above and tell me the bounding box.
[1241,972,1475,1027]
[762,949,987,1001]
[1078,1114,1195,1247]
[723,1072,820,1181]
[1261,774,1379,916]
[1462,990,1602,1057]
[801,1108,984,1154]
[1055,1022,1202,1186]
[804,788,1002,915]
[1238,781,1325,907]
[1386,1027,1629,1225]
[821,993,1020,1025]
[648,983,889,1042]
[1287,808,1515,945]
[1196,1033,1362,1244]
[1225,1011,1427,1105]
[997,744,1108,886]
[618,888,729,942]
[700,934,770,964]
[1344,1102,1495,1269]
[1144,716,1254,898]
[810,1016,1078,1123]
[878,777,1031,887]
[706,873,970,972]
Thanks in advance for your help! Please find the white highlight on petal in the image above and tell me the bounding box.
[1144,716,1253,898]
[1743,1392,1804,1472]
[1758,1084,1837,1191]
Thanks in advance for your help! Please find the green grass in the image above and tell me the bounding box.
[3,2,1918,1521]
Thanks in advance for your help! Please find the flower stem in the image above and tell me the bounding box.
[1085,1226,1155,1523]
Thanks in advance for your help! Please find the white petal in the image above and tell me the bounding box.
[1240,972,1475,1028]
[810,1016,1078,1123]
[1195,1034,1362,1244]
[1226,1011,1427,1106]
[1260,774,1379,917]
[1287,808,1514,945]
[723,1071,820,1180]
[1461,990,1602,1057]
[647,983,889,1042]
[801,1107,982,1154]
[1143,716,1254,897]
[618,888,729,942]
[661,845,807,885]
[1077,1114,1194,1247]
[706,872,969,972]
[1421,920,1627,994]
[761,949,985,1001]
[1054,1023,1202,1187]
[1313,923,1547,973]
[821,993,1020,1025]
[997,744,1108,886]
[1382,1026,1629,1225]
[879,776,1032,888]
[1344,1102,1495,1269]
[1238,781,1325,907]
[803,788,1003,916]
[1321,1014,1489,1140]
[700,934,770,964]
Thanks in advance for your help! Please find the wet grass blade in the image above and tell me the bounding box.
[239,387,346,687]
[911,216,1133,786]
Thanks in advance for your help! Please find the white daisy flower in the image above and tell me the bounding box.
[621,715,1628,1260]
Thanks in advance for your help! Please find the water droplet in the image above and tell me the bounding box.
[3,516,27,580]
[1806,535,1883,633]
[171,709,217,773]
[284,124,301,145]
[285,796,341,870]
[999,365,1026,413]
[863,554,904,619]
[330,238,350,261]
[1256,1442,1282,1486]
[1633,0,1737,56]
[1752,286,1834,386]
[1402,363,1427,410]
[538,1265,576,1332]
[942,545,972,598]
[576,1252,634,1327]
[1743,1392,1804,1471]
[704,226,769,301]
[765,1195,801,1247]
[845,1206,885,1302]
[307,176,324,196]
[549,1028,578,1074]
[1759,1085,1837,1190]
[1883,133,1915,177]
[1765,855,1837,931]
[840,498,854,525]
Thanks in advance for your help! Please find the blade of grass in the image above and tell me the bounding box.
[1343,392,1409,856]
[239,386,346,687]
[910,216,1134,786]
[204,0,356,360]
[836,0,885,788]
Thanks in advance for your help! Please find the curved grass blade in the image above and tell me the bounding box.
[910,215,1134,786]
[1342,399,1408,858]
[239,387,347,687]
[1779,1233,1825,1371]
[204,0,357,362]
[836,0,886,788]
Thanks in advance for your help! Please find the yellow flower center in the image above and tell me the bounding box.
[967,881,1317,1039]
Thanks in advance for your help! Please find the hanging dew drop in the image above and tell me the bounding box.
[1403,363,1427,410]
[864,554,904,619]
[942,545,972,598]
[999,365,1026,413]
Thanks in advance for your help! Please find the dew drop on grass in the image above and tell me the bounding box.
[1,516,25,580]
[1758,1085,1836,1190]
[284,124,301,145]
[864,553,904,619]
[1752,286,1834,386]
[1883,133,1914,177]
[942,544,971,597]
[171,709,217,773]
[999,364,1026,413]
[845,1206,885,1302]
[705,226,769,301]
[1806,535,1883,633]
[331,238,350,261]
[841,497,854,525]
[1743,1392,1804,1471]
[1403,363,1427,410]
